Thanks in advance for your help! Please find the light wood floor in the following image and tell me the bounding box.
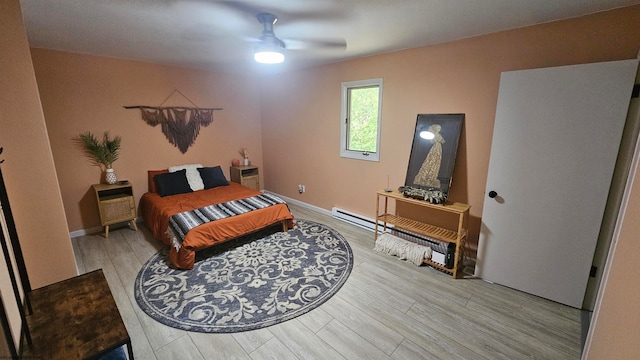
[71,203,582,360]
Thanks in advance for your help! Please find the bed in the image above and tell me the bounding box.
[139,165,295,269]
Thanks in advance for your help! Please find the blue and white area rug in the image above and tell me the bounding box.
[134,219,353,333]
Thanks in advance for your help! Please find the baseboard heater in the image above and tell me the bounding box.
[331,207,446,253]
[331,207,378,231]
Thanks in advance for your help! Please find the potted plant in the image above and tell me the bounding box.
[75,131,122,184]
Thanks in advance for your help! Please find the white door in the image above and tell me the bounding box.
[475,60,638,308]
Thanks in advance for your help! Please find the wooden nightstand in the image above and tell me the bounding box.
[230,165,260,190]
[92,182,137,238]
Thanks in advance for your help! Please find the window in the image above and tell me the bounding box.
[340,78,383,161]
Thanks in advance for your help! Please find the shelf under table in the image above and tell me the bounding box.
[377,214,465,243]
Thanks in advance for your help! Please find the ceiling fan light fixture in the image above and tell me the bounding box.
[254,46,284,64]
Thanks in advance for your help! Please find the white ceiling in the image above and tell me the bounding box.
[20,0,640,75]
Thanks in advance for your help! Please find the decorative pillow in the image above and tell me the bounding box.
[154,170,192,197]
[198,166,229,189]
[147,169,169,193]
[168,164,204,191]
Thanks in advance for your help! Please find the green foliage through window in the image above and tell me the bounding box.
[340,78,382,162]
[347,86,379,152]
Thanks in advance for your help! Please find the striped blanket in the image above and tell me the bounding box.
[167,193,286,250]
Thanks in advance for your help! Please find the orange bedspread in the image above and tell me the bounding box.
[140,182,295,269]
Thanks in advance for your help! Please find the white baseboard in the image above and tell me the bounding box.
[267,192,379,233]
[69,217,142,238]
[69,226,102,238]
[265,191,333,217]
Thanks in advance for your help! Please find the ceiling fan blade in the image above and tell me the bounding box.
[283,38,347,51]
[242,36,262,43]
[172,0,254,40]
[215,1,348,23]
[215,1,264,18]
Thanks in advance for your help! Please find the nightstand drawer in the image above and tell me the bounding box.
[100,196,135,224]
[241,175,259,191]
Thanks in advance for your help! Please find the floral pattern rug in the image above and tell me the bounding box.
[134,219,353,333]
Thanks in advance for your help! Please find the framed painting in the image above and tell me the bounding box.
[405,114,464,194]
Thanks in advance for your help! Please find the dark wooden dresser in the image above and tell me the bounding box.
[22,269,133,359]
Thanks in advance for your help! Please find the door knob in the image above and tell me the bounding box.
[488,191,498,198]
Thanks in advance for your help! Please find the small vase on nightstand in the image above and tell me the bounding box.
[105,168,117,184]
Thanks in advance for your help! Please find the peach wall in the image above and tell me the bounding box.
[0,0,76,288]
[585,143,640,359]
[30,50,263,232]
[259,5,640,253]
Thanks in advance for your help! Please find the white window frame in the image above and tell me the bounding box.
[340,78,383,162]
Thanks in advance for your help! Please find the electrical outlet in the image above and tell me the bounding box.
[298,184,305,193]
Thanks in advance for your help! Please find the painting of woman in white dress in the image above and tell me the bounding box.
[413,124,444,188]
[405,114,464,194]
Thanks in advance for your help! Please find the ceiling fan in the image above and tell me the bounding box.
[175,1,347,65]
[249,11,347,64]
[253,13,286,64]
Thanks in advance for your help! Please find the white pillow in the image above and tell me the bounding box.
[168,163,204,191]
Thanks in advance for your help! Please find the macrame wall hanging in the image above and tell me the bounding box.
[124,89,223,153]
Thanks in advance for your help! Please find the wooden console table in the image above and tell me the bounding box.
[22,269,133,359]
[375,189,470,278]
